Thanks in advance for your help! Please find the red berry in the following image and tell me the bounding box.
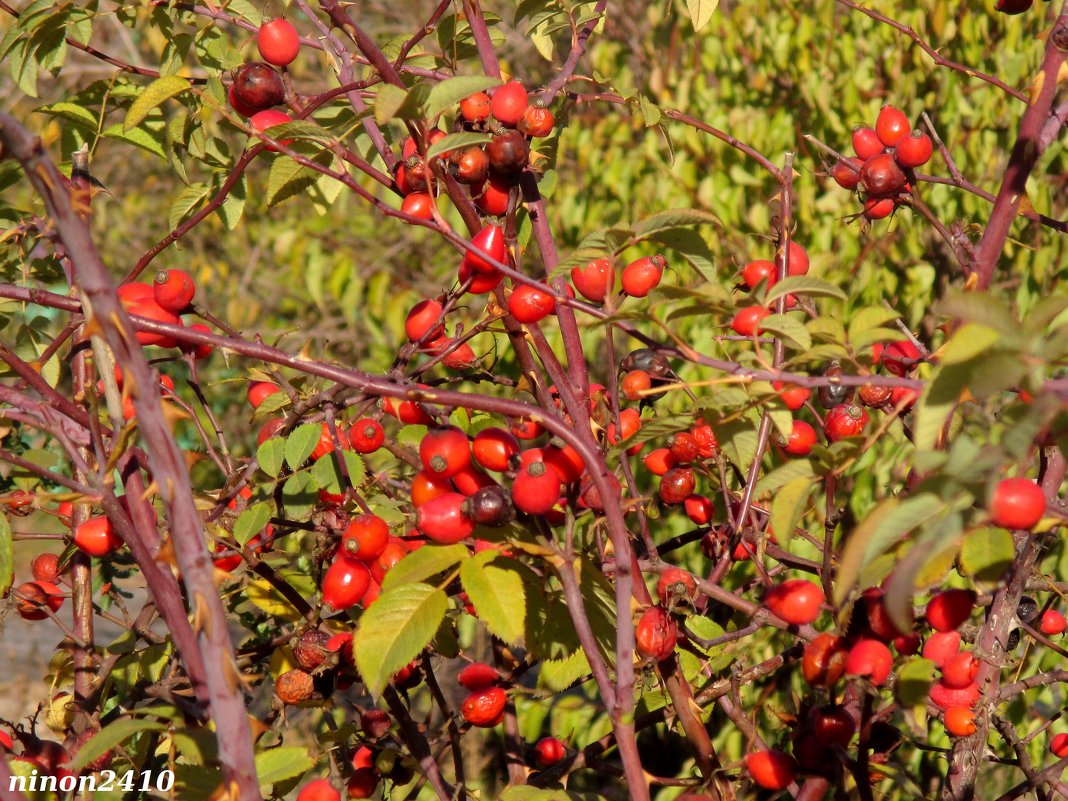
[462,686,508,727]
[153,269,195,313]
[341,514,390,562]
[458,662,500,690]
[485,129,530,176]
[776,241,809,276]
[258,18,300,66]
[852,126,884,160]
[126,299,180,347]
[231,62,284,111]
[635,605,678,661]
[742,259,776,289]
[690,423,718,458]
[875,105,910,148]
[659,467,695,505]
[405,299,445,342]
[621,254,666,297]
[845,639,893,685]
[764,579,824,625]
[16,581,64,620]
[401,192,434,220]
[491,81,528,127]
[512,462,562,515]
[1051,733,1068,758]
[944,707,977,737]
[1040,609,1067,636]
[228,83,258,117]
[534,736,566,767]
[941,651,979,689]
[890,384,920,409]
[780,419,817,456]
[774,381,810,411]
[621,369,652,401]
[656,567,698,606]
[296,779,340,801]
[879,339,922,376]
[802,633,848,687]
[929,680,980,711]
[922,631,961,668]
[731,305,769,336]
[811,705,856,748]
[370,543,405,585]
[249,109,293,150]
[346,768,378,799]
[519,103,555,137]
[989,477,1046,531]
[895,129,933,168]
[926,589,975,632]
[463,224,507,275]
[571,258,614,302]
[863,196,896,220]
[460,91,491,122]
[823,404,869,442]
[508,283,555,323]
[247,381,281,408]
[349,418,385,453]
[745,750,797,791]
[415,492,474,543]
[419,426,471,478]
[181,322,214,359]
[73,515,122,556]
[321,557,370,611]
[684,494,714,525]
[606,408,642,452]
[996,0,1034,12]
[543,444,584,484]
[473,174,511,216]
[668,432,700,464]
[31,553,61,583]
[832,157,864,189]
[643,448,676,476]
[472,427,520,472]
[510,417,544,441]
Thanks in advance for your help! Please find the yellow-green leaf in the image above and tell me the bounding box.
[125,75,190,131]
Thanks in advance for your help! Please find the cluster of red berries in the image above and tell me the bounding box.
[393,81,556,224]
[227,19,301,142]
[115,269,212,356]
[831,105,933,221]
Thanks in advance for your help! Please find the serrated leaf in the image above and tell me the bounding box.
[754,459,814,496]
[374,84,408,125]
[168,182,210,230]
[0,513,12,594]
[939,322,1003,366]
[765,276,847,304]
[770,477,813,544]
[353,582,447,697]
[125,75,189,130]
[266,150,332,207]
[687,0,719,31]
[246,575,305,622]
[256,438,285,477]
[233,502,271,546]
[280,472,317,520]
[70,719,165,772]
[425,75,500,121]
[426,131,492,161]
[760,314,811,351]
[536,649,590,693]
[460,554,527,645]
[285,423,321,470]
[255,746,313,787]
[636,94,661,126]
[959,527,1015,583]
[381,544,469,592]
[36,101,98,129]
[224,0,263,24]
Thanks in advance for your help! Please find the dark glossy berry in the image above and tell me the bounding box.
[859,383,893,408]
[467,485,515,527]
[487,131,530,177]
[31,553,61,583]
[232,62,284,111]
[860,153,907,197]
[454,145,489,184]
[1016,596,1040,623]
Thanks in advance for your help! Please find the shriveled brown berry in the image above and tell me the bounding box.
[292,629,332,672]
[817,361,855,409]
[275,668,315,705]
[858,383,893,409]
[360,708,392,739]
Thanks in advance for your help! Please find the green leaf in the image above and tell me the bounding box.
[938,323,1002,365]
[167,182,210,230]
[255,746,314,787]
[769,477,813,544]
[280,472,318,521]
[536,649,590,693]
[632,208,719,238]
[70,719,165,772]
[686,0,720,31]
[460,554,527,645]
[835,494,946,604]
[374,83,408,125]
[353,582,447,697]
[760,314,812,351]
[960,527,1016,584]
[0,513,12,594]
[125,75,190,130]
[425,75,500,121]
[765,276,847,304]
[256,438,285,477]
[754,459,814,496]
[266,150,332,208]
[848,307,900,342]
[285,423,321,470]
[936,291,1015,334]
[499,787,603,801]
[636,94,662,126]
[381,544,470,592]
[233,502,271,546]
[895,657,935,728]
[426,131,492,161]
